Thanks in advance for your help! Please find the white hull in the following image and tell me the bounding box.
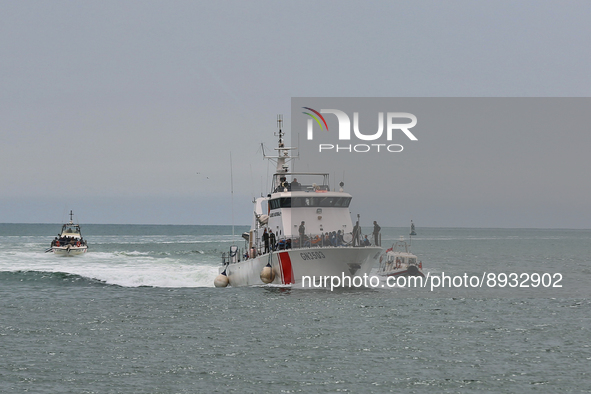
[221,246,382,288]
[53,245,88,256]
[377,266,424,278]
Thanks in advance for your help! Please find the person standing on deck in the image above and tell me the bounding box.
[263,228,270,254]
[373,221,381,246]
[352,220,361,246]
[299,221,306,247]
[269,230,276,251]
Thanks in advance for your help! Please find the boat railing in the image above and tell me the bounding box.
[233,231,379,262]
[221,246,243,265]
[270,232,376,251]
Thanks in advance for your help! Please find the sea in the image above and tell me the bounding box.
[1,223,590,393]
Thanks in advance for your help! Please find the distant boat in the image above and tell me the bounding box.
[410,220,417,236]
[377,236,424,278]
[48,210,88,256]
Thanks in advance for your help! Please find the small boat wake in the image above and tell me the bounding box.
[0,249,220,288]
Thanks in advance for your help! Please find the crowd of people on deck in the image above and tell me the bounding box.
[51,235,87,247]
[243,220,381,259]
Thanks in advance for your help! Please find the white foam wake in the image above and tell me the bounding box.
[0,249,219,288]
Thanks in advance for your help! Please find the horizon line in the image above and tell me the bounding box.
[0,222,589,231]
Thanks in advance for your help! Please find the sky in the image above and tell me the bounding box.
[1,1,590,227]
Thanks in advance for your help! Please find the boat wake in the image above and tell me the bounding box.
[0,250,220,288]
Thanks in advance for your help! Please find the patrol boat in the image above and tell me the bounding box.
[48,210,88,256]
[377,236,424,278]
[215,117,382,288]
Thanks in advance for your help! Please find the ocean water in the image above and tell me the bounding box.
[1,224,590,393]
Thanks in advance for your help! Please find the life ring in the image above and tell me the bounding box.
[76,241,81,247]
[311,235,321,245]
[56,241,60,246]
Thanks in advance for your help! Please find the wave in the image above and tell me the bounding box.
[0,270,111,287]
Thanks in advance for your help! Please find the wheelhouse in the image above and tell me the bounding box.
[271,172,330,193]
[60,223,82,239]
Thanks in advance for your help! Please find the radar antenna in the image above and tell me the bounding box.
[263,114,297,177]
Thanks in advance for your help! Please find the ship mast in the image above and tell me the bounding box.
[262,114,298,190]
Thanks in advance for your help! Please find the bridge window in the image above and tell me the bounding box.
[269,197,351,209]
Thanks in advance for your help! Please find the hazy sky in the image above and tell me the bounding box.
[1,1,590,227]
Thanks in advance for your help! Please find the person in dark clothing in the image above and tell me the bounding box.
[330,231,337,246]
[298,221,305,246]
[337,230,344,246]
[352,220,361,246]
[363,235,371,246]
[373,221,381,246]
[269,230,276,251]
[274,176,290,192]
[280,176,289,191]
[262,228,270,254]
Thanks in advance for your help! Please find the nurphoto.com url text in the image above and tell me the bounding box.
[302,272,563,292]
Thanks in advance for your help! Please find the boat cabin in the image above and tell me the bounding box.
[243,172,355,257]
[60,223,82,239]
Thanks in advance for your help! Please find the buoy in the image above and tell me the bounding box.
[214,272,229,287]
[260,265,275,284]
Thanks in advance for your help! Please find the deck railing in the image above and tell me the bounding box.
[222,232,379,265]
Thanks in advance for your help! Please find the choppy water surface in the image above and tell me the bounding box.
[1,224,590,393]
